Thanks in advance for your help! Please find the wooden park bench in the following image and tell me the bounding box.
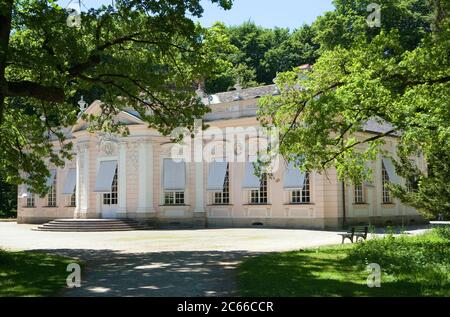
[338,225,369,244]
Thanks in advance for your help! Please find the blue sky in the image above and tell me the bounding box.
[196,0,335,29]
[59,0,335,29]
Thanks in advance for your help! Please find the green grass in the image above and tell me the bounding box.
[237,228,450,297]
[0,249,79,297]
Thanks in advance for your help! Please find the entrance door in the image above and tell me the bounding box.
[101,200,118,219]
[100,168,118,219]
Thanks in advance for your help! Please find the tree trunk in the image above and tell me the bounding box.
[432,0,447,32]
[0,0,13,124]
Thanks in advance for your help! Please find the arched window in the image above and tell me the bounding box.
[26,194,35,207]
[250,173,268,204]
[70,187,76,207]
[103,168,118,205]
[47,174,57,207]
[354,183,365,204]
[213,164,230,205]
[382,162,392,203]
[291,173,311,204]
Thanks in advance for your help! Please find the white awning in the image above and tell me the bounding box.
[242,162,261,190]
[94,160,118,193]
[283,162,306,190]
[207,162,228,191]
[45,169,57,187]
[62,168,77,195]
[382,158,401,184]
[163,159,186,191]
[19,184,31,198]
[363,163,374,187]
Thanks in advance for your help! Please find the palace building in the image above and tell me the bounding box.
[17,84,426,229]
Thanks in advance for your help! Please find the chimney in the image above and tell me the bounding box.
[299,64,312,71]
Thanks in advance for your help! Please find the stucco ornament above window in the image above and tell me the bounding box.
[97,134,119,156]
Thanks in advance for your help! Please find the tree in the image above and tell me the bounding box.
[0,0,234,195]
[0,172,16,216]
[262,24,318,80]
[258,0,450,218]
[205,62,259,93]
[206,22,320,93]
[312,0,432,51]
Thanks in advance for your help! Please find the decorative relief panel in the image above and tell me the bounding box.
[161,143,176,157]
[127,142,139,169]
[247,208,269,218]
[287,207,314,218]
[76,143,89,153]
[97,134,119,156]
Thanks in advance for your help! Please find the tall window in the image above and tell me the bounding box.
[47,174,57,207]
[103,168,118,205]
[406,176,418,193]
[250,173,268,204]
[406,159,418,193]
[213,164,230,205]
[26,194,35,207]
[164,191,185,205]
[291,173,311,204]
[354,183,365,204]
[70,187,76,207]
[382,162,392,203]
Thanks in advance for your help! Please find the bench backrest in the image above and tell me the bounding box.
[347,226,368,234]
[354,226,368,234]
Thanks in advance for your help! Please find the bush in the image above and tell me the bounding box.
[345,228,450,293]
[0,180,17,215]
[0,210,17,218]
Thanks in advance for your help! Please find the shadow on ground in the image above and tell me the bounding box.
[31,249,258,297]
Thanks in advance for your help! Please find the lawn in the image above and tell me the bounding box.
[0,249,79,296]
[237,228,450,297]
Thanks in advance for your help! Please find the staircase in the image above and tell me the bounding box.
[35,219,149,232]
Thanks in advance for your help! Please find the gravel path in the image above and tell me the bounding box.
[0,222,428,297]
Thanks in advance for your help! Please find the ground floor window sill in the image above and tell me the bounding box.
[284,203,314,206]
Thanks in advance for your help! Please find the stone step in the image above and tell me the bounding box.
[45,222,142,226]
[35,227,148,232]
[35,219,150,232]
[50,219,137,223]
[40,225,145,230]
[49,219,138,223]
[43,222,143,226]
[35,228,144,232]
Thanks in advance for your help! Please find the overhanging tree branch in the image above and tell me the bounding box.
[5,81,65,103]
[321,129,397,168]
[0,0,14,124]
[279,81,343,146]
